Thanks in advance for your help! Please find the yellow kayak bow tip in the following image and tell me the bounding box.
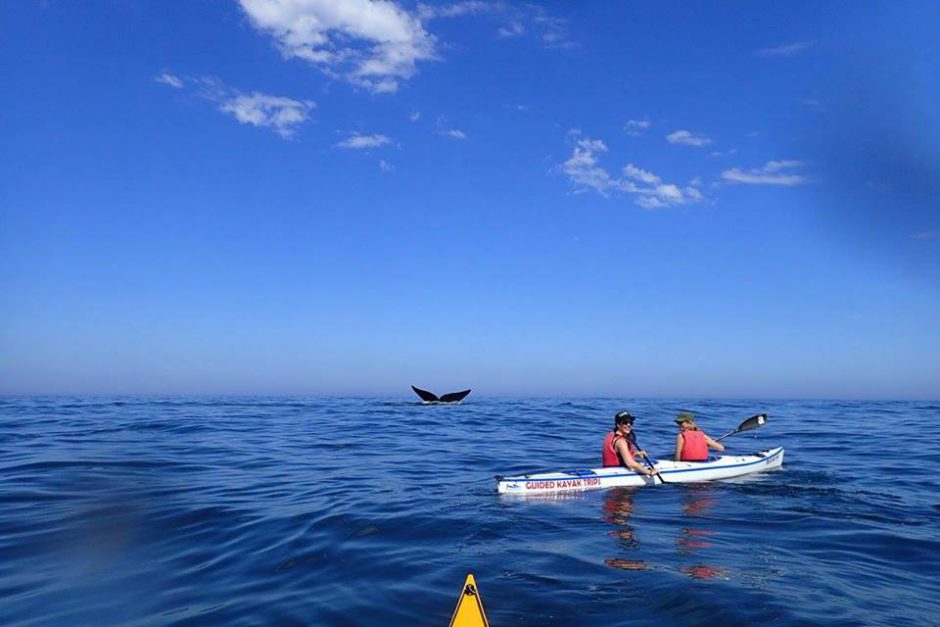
[448,573,490,627]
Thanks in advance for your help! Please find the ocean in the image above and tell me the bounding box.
[1,397,938,626]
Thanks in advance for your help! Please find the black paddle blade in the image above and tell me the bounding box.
[715,413,768,442]
[411,385,439,402]
[439,389,471,403]
[736,413,767,433]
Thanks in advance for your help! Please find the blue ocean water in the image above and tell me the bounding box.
[1,397,938,626]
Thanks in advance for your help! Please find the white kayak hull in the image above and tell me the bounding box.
[496,447,784,495]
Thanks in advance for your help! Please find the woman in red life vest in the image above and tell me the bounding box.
[602,411,657,476]
[674,412,724,462]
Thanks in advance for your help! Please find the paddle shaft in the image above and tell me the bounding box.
[627,432,666,484]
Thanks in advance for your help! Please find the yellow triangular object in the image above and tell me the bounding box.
[448,573,490,627]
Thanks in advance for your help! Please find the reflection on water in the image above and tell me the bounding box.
[603,487,636,526]
[499,490,589,503]
[676,528,716,552]
[605,558,648,571]
[603,488,648,570]
[601,483,737,578]
[681,484,717,516]
[677,484,726,580]
[681,564,729,580]
[609,528,636,543]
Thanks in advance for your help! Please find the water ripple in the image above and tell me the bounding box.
[0,397,938,625]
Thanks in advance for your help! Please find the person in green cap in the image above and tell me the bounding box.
[673,412,724,462]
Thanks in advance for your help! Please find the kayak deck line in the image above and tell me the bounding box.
[497,447,784,495]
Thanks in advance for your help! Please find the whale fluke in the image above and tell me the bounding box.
[411,385,439,402]
[411,385,471,404]
[439,389,471,403]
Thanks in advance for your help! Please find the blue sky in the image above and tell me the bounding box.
[2,1,938,399]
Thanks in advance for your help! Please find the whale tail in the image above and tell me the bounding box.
[439,389,471,403]
[411,385,439,402]
[412,386,471,404]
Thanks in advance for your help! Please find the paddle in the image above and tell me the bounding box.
[715,413,767,442]
[627,431,667,485]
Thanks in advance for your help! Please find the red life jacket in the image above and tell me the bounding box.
[602,431,635,467]
[679,430,709,461]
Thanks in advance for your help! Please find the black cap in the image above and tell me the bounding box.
[614,410,635,425]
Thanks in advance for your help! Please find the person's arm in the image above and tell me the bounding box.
[703,433,725,452]
[674,433,684,461]
[615,438,655,475]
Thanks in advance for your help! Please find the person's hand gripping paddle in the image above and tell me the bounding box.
[627,431,666,485]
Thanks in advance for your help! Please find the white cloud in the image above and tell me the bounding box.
[440,128,467,140]
[336,133,391,149]
[684,185,705,201]
[763,160,805,172]
[497,21,525,37]
[157,73,315,139]
[632,196,661,209]
[797,97,822,108]
[908,230,938,240]
[624,119,651,136]
[621,163,703,208]
[721,160,808,185]
[239,0,436,94]
[155,72,184,88]
[757,41,815,57]
[434,115,466,140]
[666,129,712,147]
[562,137,613,194]
[521,4,573,48]
[622,163,660,185]
[219,92,315,138]
[484,5,573,47]
[417,1,490,20]
[409,111,420,122]
[537,20,573,48]
[379,158,394,172]
[709,148,737,158]
[560,134,705,208]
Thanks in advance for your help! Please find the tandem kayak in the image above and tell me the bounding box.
[449,573,490,627]
[497,446,784,495]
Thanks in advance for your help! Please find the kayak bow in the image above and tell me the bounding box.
[497,447,784,495]
[449,573,490,627]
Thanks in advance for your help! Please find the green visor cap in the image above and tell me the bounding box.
[674,412,695,424]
